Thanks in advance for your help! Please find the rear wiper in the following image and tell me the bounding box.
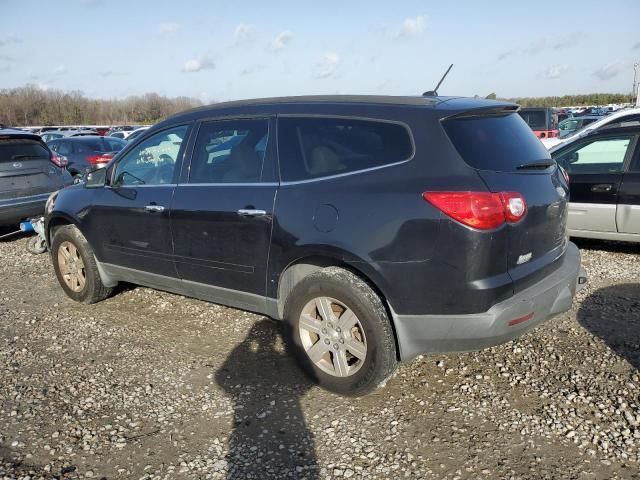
[517,160,555,170]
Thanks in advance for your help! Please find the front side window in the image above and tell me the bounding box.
[278,117,413,181]
[554,136,633,174]
[189,119,269,183]
[113,125,189,186]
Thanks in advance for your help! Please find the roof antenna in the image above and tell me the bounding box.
[423,64,454,97]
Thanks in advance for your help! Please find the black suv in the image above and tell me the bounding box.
[45,96,585,395]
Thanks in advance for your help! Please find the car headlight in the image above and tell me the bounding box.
[45,191,58,215]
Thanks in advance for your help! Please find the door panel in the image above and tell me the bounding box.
[171,118,276,296]
[617,145,640,234]
[84,124,191,277]
[554,135,632,233]
[88,186,177,276]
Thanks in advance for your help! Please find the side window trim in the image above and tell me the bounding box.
[276,114,416,184]
[109,123,193,187]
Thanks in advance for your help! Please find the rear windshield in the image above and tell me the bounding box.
[443,113,551,171]
[76,138,109,153]
[0,138,49,162]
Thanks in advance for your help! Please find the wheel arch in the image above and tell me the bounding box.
[45,213,81,245]
[275,255,400,358]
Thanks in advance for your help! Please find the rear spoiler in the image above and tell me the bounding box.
[443,105,520,121]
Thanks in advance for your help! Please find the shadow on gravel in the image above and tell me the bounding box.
[216,319,318,479]
[577,283,640,370]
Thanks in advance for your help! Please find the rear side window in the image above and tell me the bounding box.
[278,117,413,181]
[0,138,49,162]
[443,113,550,172]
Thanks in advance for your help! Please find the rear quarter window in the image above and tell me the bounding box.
[443,113,551,172]
[278,117,413,181]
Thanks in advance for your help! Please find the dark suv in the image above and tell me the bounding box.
[45,96,585,395]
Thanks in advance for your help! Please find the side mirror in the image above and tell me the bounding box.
[569,151,579,164]
[85,167,107,188]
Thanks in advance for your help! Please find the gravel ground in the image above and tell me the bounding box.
[0,233,639,479]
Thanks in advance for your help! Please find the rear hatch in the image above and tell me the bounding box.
[442,108,569,293]
[0,136,65,200]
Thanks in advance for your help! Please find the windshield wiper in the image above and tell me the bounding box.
[517,160,555,170]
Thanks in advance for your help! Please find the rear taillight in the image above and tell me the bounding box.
[86,154,113,166]
[422,191,527,230]
[51,153,68,168]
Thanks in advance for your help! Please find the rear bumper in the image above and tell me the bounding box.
[391,242,585,361]
[0,193,50,226]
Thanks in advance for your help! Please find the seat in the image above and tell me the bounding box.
[222,144,261,182]
[308,145,345,176]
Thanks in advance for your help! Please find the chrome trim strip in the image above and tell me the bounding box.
[177,182,279,187]
[279,159,411,185]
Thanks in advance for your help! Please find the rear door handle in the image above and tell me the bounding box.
[144,204,165,213]
[237,209,266,217]
[591,184,614,193]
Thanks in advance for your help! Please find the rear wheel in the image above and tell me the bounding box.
[51,225,113,304]
[284,267,398,396]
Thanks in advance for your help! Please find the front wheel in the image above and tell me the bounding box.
[284,267,398,396]
[51,225,113,304]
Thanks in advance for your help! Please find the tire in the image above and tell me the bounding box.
[283,267,398,396]
[51,225,113,304]
[27,235,47,254]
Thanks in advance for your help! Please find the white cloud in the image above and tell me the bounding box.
[593,62,622,81]
[396,15,426,38]
[158,23,182,36]
[233,23,255,45]
[271,31,293,52]
[182,56,215,73]
[54,65,67,75]
[314,52,340,79]
[542,64,569,80]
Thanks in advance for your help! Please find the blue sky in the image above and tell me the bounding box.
[1,0,638,102]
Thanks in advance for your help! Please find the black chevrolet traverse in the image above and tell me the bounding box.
[45,95,585,395]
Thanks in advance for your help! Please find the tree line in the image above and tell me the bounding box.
[502,93,632,108]
[0,85,633,127]
[0,85,203,127]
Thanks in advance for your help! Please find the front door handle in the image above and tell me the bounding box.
[144,204,165,213]
[591,184,614,193]
[237,209,266,217]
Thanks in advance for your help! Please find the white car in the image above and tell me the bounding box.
[542,108,640,149]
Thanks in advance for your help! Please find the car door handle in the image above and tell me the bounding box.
[591,184,614,193]
[144,204,165,213]
[237,209,267,217]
